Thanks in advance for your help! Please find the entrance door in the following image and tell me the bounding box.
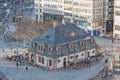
[31,54,34,64]
[63,61,66,68]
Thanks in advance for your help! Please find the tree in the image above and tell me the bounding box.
[11,19,56,40]
[11,19,43,40]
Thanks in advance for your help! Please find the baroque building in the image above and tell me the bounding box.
[28,21,98,69]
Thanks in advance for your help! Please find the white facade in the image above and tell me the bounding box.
[34,0,103,33]
[114,0,120,39]
[29,49,96,69]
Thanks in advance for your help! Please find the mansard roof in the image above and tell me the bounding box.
[33,23,90,45]
[29,23,98,58]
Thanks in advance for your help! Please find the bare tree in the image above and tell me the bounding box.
[11,19,54,40]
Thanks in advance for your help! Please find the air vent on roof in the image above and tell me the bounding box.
[70,32,76,37]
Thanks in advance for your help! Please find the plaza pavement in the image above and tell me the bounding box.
[0,71,9,80]
[0,37,118,80]
[0,56,105,80]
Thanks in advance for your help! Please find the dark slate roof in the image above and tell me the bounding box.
[29,23,98,58]
[33,23,90,45]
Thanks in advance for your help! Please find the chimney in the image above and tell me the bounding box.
[62,19,66,25]
[70,18,74,24]
[53,21,58,27]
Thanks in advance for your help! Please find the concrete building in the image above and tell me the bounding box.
[34,0,103,36]
[113,0,120,39]
[28,21,98,70]
[103,0,114,34]
[7,0,34,4]
[0,0,4,2]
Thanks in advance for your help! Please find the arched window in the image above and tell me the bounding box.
[81,53,84,56]
[39,56,41,63]
[70,56,73,59]
[87,52,90,57]
[58,59,60,63]
[49,59,52,67]
[76,55,78,58]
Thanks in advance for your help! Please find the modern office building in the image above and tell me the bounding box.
[34,0,103,36]
[0,0,4,2]
[113,0,120,39]
[8,0,34,4]
[103,0,114,34]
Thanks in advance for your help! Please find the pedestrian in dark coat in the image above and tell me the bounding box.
[26,66,28,70]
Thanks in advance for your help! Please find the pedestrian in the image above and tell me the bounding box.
[16,62,18,68]
[26,66,28,70]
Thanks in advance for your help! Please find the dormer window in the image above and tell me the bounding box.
[48,47,52,53]
[33,42,37,49]
[91,39,95,45]
[56,46,61,54]
[70,32,77,37]
[38,44,44,53]
[40,45,44,51]
[80,41,84,48]
[70,32,76,37]
[69,43,73,51]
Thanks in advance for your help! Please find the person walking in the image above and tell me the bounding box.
[16,62,18,68]
[26,66,28,70]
